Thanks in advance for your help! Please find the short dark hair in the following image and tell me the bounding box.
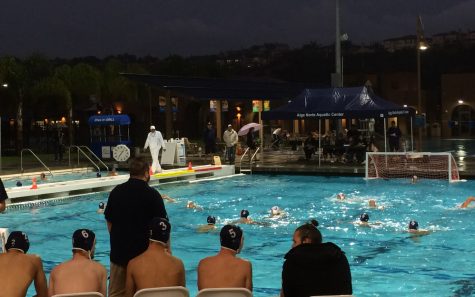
[295,223,322,244]
[129,157,149,177]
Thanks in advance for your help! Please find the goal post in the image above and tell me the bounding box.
[365,152,460,182]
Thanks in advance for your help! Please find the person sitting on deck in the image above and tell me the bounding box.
[197,225,252,291]
[0,231,48,297]
[48,229,107,297]
[125,217,185,297]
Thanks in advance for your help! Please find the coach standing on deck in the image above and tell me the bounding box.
[105,157,168,297]
[144,125,166,173]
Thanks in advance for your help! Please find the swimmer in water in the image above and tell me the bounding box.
[407,220,430,236]
[460,197,475,208]
[162,194,176,203]
[269,206,286,218]
[97,202,106,214]
[107,168,118,176]
[411,175,418,184]
[16,181,23,187]
[40,173,47,181]
[197,216,218,233]
[186,200,203,211]
[336,193,346,200]
[353,213,382,228]
[368,199,385,210]
[232,209,269,226]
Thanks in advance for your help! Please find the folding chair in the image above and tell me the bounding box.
[133,286,189,297]
[52,292,104,297]
[196,288,252,297]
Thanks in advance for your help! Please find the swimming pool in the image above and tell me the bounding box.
[1,170,105,188]
[2,175,475,297]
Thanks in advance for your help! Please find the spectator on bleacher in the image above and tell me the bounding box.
[197,225,252,291]
[387,121,402,152]
[281,222,352,296]
[303,132,318,160]
[0,231,48,297]
[48,229,107,296]
[125,218,185,297]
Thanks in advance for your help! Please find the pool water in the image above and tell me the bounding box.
[2,171,114,188]
[2,175,475,297]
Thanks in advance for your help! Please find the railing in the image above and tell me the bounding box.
[20,149,53,177]
[78,146,109,172]
[238,147,260,174]
[68,146,101,173]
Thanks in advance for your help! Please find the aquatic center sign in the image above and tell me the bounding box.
[297,112,344,118]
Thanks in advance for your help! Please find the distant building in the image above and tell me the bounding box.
[383,35,418,52]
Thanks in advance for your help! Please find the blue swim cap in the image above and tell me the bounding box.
[6,231,30,253]
[220,225,243,252]
[207,216,216,224]
[360,213,370,222]
[149,217,171,244]
[96,172,101,178]
[240,209,249,218]
[409,220,419,230]
[73,229,96,252]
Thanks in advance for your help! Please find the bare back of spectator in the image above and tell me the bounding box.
[125,217,185,297]
[48,229,107,297]
[0,231,48,297]
[198,225,252,291]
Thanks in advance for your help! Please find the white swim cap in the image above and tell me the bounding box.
[271,206,280,215]
[150,125,156,130]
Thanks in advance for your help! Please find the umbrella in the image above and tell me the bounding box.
[238,123,262,136]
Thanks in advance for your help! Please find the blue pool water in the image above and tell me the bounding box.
[2,175,475,297]
[2,171,115,188]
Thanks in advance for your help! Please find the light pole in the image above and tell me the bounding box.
[335,0,342,88]
[416,15,428,151]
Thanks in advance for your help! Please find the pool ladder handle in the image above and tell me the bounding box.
[68,145,104,174]
[238,147,260,174]
[78,145,109,172]
[20,148,54,178]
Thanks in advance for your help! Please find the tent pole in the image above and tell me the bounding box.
[318,119,321,167]
[410,117,414,151]
[384,119,387,152]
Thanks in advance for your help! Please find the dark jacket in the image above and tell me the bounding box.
[282,242,352,297]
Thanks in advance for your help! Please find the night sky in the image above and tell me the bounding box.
[0,0,474,58]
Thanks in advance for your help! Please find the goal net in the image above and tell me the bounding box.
[365,152,460,182]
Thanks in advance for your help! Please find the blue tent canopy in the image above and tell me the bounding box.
[88,115,131,126]
[262,86,413,120]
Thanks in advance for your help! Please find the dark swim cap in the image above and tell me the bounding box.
[98,202,105,209]
[220,225,243,252]
[16,181,23,187]
[72,229,96,252]
[240,209,249,218]
[150,217,171,244]
[207,216,216,224]
[409,220,419,230]
[5,231,30,253]
[360,213,370,222]
[310,219,319,227]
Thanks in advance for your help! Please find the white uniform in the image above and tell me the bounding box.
[144,130,165,173]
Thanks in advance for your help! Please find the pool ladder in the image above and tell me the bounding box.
[20,149,53,177]
[68,145,109,173]
[238,147,260,174]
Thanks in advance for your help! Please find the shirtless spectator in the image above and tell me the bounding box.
[48,229,107,297]
[125,217,185,297]
[0,231,48,297]
[197,225,252,291]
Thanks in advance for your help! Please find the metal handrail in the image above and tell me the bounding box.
[20,149,53,177]
[248,147,260,175]
[78,146,109,172]
[68,146,101,173]
[238,147,250,173]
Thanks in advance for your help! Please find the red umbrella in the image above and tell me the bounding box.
[238,123,262,136]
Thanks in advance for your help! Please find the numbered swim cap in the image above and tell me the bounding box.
[73,229,96,252]
[360,213,370,222]
[409,220,419,230]
[150,217,171,244]
[207,216,216,224]
[5,231,30,253]
[220,225,243,252]
[240,209,249,218]
[271,206,281,215]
